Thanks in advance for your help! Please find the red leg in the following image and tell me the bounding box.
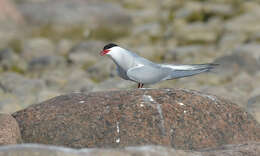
[138,83,140,88]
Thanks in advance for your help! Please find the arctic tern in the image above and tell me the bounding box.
[100,43,218,88]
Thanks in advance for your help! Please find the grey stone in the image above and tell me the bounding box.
[218,33,247,54]
[62,69,95,93]
[248,95,260,123]
[17,0,132,28]
[28,55,67,71]
[22,38,55,61]
[40,67,79,91]
[0,143,260,156]
[87,59,116,82]
[68,40,104,66]
[35,90,61,106]
[0,72,47,112]
[39,67,94,94]
[224,7,260,34]
[70,41,104,56]
[132,22,161,43]
[224,72,254,106]
[165,45,216,63]
[174,20,222,44]
[128,45,166,63]
[0,49,20,70]
[250,32,260,42]
[92,78,134,91]
[56,39,74,56]
[0,72,45,96]
[175,2,234,20]
[0,0,24,51]
[175,1,202,20]
[63,78,94,94]
[234,43,260,62]
[202,71,256,108]
[0,93,21,113]
[214,44,260,76]
[203,3,235,17]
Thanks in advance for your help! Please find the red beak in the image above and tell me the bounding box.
[100,49,110,56]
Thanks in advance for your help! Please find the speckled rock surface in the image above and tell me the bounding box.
[0,142,259,156]
[0,113,22,145]
[12,89,260,149]
[200,142,260,156]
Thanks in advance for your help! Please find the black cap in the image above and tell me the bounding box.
[103,43,118,50]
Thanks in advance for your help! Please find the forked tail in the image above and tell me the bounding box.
[163,63,219,80]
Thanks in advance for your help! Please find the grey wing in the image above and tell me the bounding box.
[164,69,209,79]
[126,65,171,84]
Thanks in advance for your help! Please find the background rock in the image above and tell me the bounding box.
[13,89,260,149]
[87,59,116,82]
[28,55,66,71]
[0,113,22,145]
[68,40,104,67]
[199,142,260,156]
[0,72,55,113]
[0,49,25,72]
[22,38,55,61]
[0,0,24,23]
[18,0,132,28]
[174,20,221,44]
[0,0,24,48]
[224,3,260,34]
[248,95,260,123]
[0,142,259,156]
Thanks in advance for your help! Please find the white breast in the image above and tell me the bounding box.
[108,47,135,71]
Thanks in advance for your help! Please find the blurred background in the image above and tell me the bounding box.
[0,0,259,122]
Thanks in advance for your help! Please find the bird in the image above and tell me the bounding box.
[100,43,218,88]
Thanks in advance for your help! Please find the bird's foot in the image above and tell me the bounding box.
[138,83,144,88]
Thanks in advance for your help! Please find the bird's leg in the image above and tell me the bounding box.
[140,84,144,88]
[138,83,140,88]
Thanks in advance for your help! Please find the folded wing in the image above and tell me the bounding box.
[127,63,218,84]
[127,64,170,84]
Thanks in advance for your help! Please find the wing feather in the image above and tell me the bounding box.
[127,64,170,84]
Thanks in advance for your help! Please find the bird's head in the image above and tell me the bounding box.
[100,43,119,56]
